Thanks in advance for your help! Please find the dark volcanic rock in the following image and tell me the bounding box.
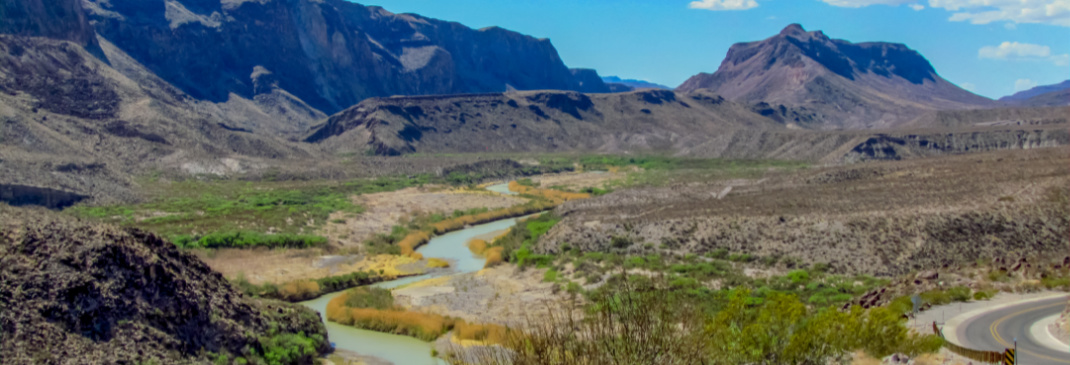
[83,0,593,114]
[677,24,996,129]
[0,206,330,364]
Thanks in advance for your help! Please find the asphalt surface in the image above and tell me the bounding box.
[959,296,1070,364]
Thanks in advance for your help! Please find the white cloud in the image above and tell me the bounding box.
[819,0,920,8]
[689,0,759,11]
[1014,79,1038,92]
[822,0,1070,27]
[979,42,1052,59]
[931,0,1070,27]
[909,4,925,11]
[1004,22,1017,30]
[978,41,1070,66]
[959,82,976,91]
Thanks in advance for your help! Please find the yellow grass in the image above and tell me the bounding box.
[409,252,424,260]
[483,246,504,268]
[278,280,320,301]
[507,181,590,204]
[429,201,556,234]
[467,239,488,256]
[427,258,450,268]
[398,231,430,255]
[326,290,509,343]
[453,320,509,345]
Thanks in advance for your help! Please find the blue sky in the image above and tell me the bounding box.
[360,0,1070,99]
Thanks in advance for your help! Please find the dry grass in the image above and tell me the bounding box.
[467,239,488,256]
[277,280,321,301]
[452,320,510,344]
[483,247,504,268]
[508,181,590,204]
[427,258,450,268]
[430,201,557,234]
[398,231,431,255]
[325,289,507,343]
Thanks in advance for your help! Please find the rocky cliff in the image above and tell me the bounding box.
[677,24,996,129]
[0,0,98,52]
[82,0,595,115]
[0,205,330,364]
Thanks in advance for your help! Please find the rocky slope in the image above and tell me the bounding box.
[304,88,1069,161]
[677,24,996,129]
[0,33,325,202]
[0,205,330,364]
[83,0,600,116]
[538,148,1070,276]
[305,89,785,155]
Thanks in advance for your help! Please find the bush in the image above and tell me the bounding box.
[947,286,972,302]
[543,269,559,283]
[175,231,327,249]
[788,270,810,285]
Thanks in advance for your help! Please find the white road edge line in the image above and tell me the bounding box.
[1030,314,1070,354]
[942,292,1069,347]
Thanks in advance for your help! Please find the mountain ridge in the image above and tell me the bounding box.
[677,24,996,129]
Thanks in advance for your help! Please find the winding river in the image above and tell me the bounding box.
[300,183,519,365]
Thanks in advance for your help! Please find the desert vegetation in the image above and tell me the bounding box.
[325,287,510,343]
[450,274,943,365]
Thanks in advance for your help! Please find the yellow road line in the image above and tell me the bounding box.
[988,301,1070,364]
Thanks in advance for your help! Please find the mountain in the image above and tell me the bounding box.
[1000,80,1070,107]
[0,206,330,364]
[304,89,1068,162]
[82,0,598,116]
[305,89,785,156]
[1000,80,1070,103]
[602,76,672,91]
[570,69,612,93]
[677,24,996,129]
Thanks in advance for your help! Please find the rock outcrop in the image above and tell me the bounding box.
[677,24,996,129]
[83,0,595,115]
[0,205,330,364]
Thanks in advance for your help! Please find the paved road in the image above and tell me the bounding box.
[959,296,1070,364]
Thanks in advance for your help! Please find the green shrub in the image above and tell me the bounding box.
[175,231,327,249]
[947,286,972,302]
[788,270,810,285]
[543,269,559,283]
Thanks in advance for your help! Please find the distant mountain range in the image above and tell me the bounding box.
[601,77,672,91]
[0,1,1067,201]
[1000,80,1070,107]
[677,24,996,129]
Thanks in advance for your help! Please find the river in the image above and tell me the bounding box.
[300,183,518,365]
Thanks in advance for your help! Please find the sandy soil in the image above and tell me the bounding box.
[322,186,528,247]
[196,248,426,284]
[528,171,627,190]
[393,265,573,327]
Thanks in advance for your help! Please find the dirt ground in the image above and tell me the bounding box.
[322,186,528,247]
[196,249,426,284]
[527,170,626,190]
[393,265,573,327]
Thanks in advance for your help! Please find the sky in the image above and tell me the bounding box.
[359,0,1069,99]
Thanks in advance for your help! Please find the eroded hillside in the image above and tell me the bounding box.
[0,205,330,364]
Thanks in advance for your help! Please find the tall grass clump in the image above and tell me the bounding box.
[326,287,507,343]
[174,231,327,249]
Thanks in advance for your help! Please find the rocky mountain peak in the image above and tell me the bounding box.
[678,24,993,129]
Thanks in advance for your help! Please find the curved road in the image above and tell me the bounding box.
[959,296,1070,364]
